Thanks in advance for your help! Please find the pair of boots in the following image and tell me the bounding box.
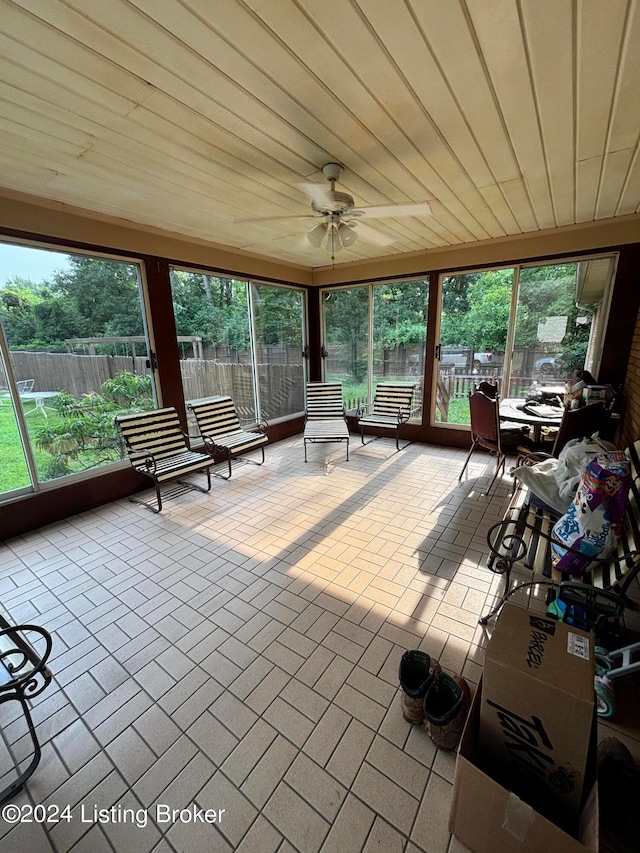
[399,649,470,751]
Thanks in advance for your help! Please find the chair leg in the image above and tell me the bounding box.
[481,452,506,497]
[0,694,43,804]
[458,439,478,481]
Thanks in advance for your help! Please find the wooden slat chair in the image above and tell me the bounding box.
[480,439,640,625]
[356,382,417,451]
[187,395,268,479]
[304,382,350,462]
[115,407,213,513]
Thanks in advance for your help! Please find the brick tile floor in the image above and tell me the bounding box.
[1,436,638,852]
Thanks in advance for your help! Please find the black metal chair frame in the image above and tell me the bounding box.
[356,382,418,451]
[187,396,268,479]
[0,620,53,804]
[458,390,526,496]
[115,407,213,513]
[479,440,640,625]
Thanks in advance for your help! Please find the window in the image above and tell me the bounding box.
[322,279,428,412]
[0,242,154,498]
[170,270,306,428]
[250,283,306,420]
[434,256,617,426]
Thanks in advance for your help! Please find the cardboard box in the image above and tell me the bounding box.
[449,680,598,853]
[479,604,595,832]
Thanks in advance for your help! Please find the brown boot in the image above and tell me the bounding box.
[423,672,471,750]
[399,650,440,724]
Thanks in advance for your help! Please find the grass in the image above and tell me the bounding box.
[0,404,56,492]
[0,404,121,493]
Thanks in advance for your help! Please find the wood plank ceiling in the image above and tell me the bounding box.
[0,0,638,269]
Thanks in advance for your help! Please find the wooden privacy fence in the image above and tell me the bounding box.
[7,352,148,397]
[5,352,305,419]
[180,360,305,419]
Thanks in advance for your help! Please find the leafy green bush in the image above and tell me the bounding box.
[35,370,153,479]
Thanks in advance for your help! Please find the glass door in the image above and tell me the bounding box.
[322,285,369,410]
[322,279,429,414]
[250,283,306,421]
[435,269,514,426]
[508,259,615,396]
[433,257,617,429]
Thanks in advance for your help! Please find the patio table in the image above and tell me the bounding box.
[499,396,564,443]
[19,391,59,418]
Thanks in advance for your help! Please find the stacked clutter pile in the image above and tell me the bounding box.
[399,649,471,751]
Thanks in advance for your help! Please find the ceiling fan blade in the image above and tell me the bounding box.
[235,213,320,224]
[352,201,432,219]
[349,220,395,247]
[299,181,333,207]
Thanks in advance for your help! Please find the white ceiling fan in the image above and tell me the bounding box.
[301,163,432,261]
[238,163,432,262]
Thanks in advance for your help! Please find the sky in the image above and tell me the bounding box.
[0,243,71,287]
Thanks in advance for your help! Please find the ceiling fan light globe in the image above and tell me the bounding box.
[307,222,327,248]
[338,222,358,248]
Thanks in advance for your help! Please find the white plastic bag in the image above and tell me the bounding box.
[554,435,614,502]
[510,434,614,514]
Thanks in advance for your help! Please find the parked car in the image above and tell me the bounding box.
[534,355,559,377]
[440,347,497,371]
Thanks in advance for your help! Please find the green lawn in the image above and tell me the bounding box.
[0,404,55,492]
[0,405,121,493]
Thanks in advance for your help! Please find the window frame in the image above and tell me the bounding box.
[0,237,155,499]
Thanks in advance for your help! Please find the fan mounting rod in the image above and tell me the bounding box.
[312,162,355,215]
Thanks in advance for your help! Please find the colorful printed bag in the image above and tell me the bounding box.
[551,451,629,575]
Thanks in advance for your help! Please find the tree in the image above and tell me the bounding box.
[251,285,303,347]
[324,286,369,382]
[170,271,253,349]
[52,257,142,335]
[0,281,84,349]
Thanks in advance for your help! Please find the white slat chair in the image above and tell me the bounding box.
[304,382,350,462]
[187,395,268,479]
[115,407,213,512]
[356,382,417,450]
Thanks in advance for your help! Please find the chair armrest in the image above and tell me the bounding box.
[487,515,640,574]
[240,418,269,434]
[0,624,53,698]
[132,447,159,475]
[399,404,421,424]
[557,581,626,620]
[356,402,373,417]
